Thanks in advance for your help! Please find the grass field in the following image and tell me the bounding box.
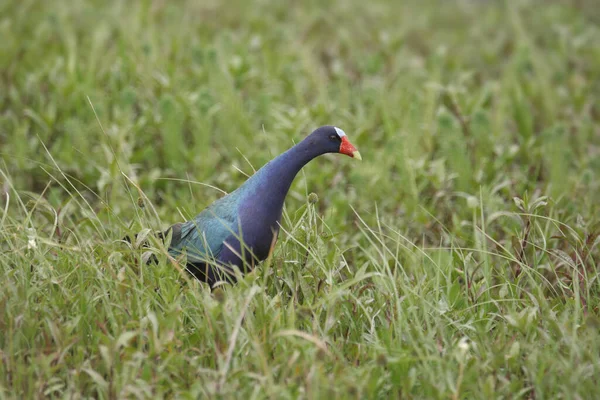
[1,0,600,398]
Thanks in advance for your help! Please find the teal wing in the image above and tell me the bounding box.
[167,195,239,263]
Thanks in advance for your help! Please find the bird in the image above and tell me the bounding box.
[155,126,361,288]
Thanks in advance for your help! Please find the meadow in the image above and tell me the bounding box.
[1,0,599,398]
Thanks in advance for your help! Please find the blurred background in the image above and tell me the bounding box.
[1,0,598,232]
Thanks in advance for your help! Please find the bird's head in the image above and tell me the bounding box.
[309,125,362,160]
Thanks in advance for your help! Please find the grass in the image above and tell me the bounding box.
[1,0,600,397]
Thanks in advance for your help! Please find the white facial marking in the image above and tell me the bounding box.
[334,127,346,138]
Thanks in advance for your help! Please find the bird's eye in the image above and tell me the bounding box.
[329,134,338,141]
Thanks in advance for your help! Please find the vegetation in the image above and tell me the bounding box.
[1,0,599,397]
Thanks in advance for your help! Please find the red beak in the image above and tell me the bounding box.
[339,136,362,160]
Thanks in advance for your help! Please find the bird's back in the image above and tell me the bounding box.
[167,192,241,261]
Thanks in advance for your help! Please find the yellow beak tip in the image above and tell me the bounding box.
[352,151,362,161]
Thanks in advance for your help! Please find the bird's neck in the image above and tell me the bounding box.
[242,138,323,213]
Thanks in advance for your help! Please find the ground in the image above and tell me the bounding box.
[1,0,599,398]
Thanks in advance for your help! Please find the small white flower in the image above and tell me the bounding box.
[467,196,479,209]
[27,228,37,250]
[458,337,470,353]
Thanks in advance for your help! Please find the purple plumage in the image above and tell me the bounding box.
[166,125,361,288]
